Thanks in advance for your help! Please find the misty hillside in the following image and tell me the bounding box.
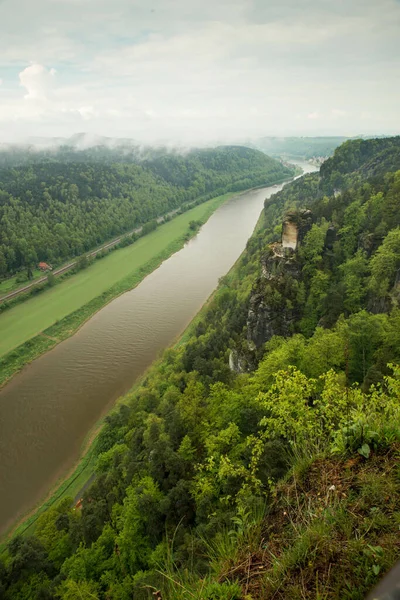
[253,136,349,159]
[0,134,173,167]
[0,146,292,278]
[0,135,364,168]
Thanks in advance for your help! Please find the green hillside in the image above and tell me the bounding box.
[255,136,349,159]
[0,146,291,278]
[2,137,400,600]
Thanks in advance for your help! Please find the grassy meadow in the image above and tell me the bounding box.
[0,192,233,385]
[0,269,44,295]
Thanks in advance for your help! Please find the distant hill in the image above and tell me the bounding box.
[0,134,170,167]
[320,135,400,189]
[253,135,349,159]
[0,145,292,277]
[1,134,387,167]
[252,134,394,161]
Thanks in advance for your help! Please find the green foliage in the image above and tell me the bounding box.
[201,581,242,599]
[0,146,292,277]
[3,136,400,599]
[76,255,89,271]
[320,136,400,189]
[370,228,400,296]
[142,220,158,235]
[339,251,369,312]
[57,578,100,599]
[46,272,55,287]
[300,220,329,271]
[116,477,165,574]
[189,220,202,231]
[259,364,400,457]
[0,192,234,380]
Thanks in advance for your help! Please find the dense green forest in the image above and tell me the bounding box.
[0,146,291,278]
[2,136,400,599]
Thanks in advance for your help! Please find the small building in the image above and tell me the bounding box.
[38,262,52,271]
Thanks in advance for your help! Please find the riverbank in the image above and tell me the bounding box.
[0,205,247,543]
[0,174,304,541]
[0,192,229,304]
[1,185,278,543]
[0,192,234,389]
[0,192,239,540]
[0,191,245,542]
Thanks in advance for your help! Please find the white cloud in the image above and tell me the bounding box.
[76,106,97,120]
[19,64,56,100]
[361,111,373,120]
[0,0,399,142]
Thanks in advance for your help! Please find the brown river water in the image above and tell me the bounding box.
[0,163,317,535]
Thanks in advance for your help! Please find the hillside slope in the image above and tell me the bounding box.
[1,137,400,599]
[254,136,348,159]
[0,146,291,278]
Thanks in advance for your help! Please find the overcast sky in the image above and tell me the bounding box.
[0,0,399,144]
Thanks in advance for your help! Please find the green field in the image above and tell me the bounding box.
[0,269,43,295]
[0,193,232,358]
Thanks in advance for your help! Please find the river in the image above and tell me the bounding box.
[0,162,317,535]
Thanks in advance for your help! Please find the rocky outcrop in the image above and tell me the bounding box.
[281,209,313,251]
[229,210,315,372]
[247,243,302,349]
[229,349,248,373]
[282,221,298,250]
[246,210,314,352]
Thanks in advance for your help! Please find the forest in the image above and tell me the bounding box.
[1,136,400,599]
[0,146,292,278]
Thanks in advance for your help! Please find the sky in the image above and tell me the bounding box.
[0,0,399,145]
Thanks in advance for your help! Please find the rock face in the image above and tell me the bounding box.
[281,209,313,250]
[229,349,247,373]
[282,220,298,250]
[229,209,314,373]
[247,244,301,349]
[247,210,313,350]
